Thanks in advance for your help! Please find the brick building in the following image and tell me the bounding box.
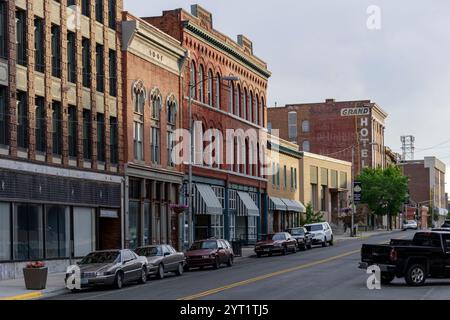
[121,12,186,250]
[0,0,123,280]
[268,99,388,176]
[144,5,271,245]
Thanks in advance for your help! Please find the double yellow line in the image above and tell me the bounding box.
[1,291,43,300]
[178,249,361,300]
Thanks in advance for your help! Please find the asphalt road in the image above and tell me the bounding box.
[47,230,450,300]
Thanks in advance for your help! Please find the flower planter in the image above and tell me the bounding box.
[23,267,48,290]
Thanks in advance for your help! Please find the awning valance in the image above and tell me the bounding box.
[281,199,306,213]
[269,196,287,211]
[236,191,259,217]
[194,184,223,215]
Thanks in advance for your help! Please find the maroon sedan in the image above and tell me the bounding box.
[254,232,298,257]
[185,239,234,270]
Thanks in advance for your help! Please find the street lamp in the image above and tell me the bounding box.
[186,74,239,247]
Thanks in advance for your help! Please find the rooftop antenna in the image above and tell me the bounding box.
[400,135,415,161]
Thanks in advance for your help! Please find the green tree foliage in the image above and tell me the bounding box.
[357,166,409,228]
[303,203,324,224]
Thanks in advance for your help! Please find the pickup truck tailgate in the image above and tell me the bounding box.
[361,244,392,264]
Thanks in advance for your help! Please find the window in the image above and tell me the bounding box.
[151,127,160,164]
[52,101,62,155]
[320,186,327,211]
[73,207,95,257]
[215,74,221,109]
[45,206,70,259]
[167,130,174,167]
[82,0,90,17]
[229,83,234,113]
[16,10,27,66]
[133,121,143,161]
[288,111,297,140]
[95,0,104,23]
[302,120,310,133]
[51,25,61,78]
[260,97,265,126]
[243,89,247,120]
[108,0,116,29]
[35,97,46,152]
[97,113,105,162]
[0,2,7,58]
[82,38,91,87]
[67,32,77,83]
[68,105,77,157]
[248,92,253,123]
[167,97,177,124]
[207,70,213,106]
[284,165,287,189]
[190,61,196,98]
[303,140,310,152]
[96,44,104,92]
[311,184,318,210]
[198,65,204,103]
[211,215,224,239]
[254,94,259,125]
[0,86,7,145]
[17,91,28,149]
[109,50,117,96]
[34,18,45,73]
[294,168,298,189]
[129,202,138,248]
[110,116,118,164]
[277,164,280,186]
[133,81,145,114]
[0,203,10,260]
[236,85,241,117]
[83,109,92,160]
[13,204,43,261]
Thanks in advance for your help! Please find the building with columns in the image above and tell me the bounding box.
[0,0,124,280]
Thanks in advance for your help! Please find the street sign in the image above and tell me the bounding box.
[353,181,362,203]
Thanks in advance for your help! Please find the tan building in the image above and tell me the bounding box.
[267,136,305,233]
[300,152,352,228]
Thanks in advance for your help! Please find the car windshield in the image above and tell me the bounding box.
[190,241,217,250]
[79,252,120,265]
[407,220,416,224]
[272,233,286,241]
[290,229,304,235]
[135,247,162,257]
[306,225,323,231]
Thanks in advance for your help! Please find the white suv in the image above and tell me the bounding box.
[305,222,333,247]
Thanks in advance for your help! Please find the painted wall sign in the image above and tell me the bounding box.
[341,107,370,117]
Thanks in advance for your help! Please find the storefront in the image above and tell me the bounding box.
[269,197,305,232]
[0,162,123,281]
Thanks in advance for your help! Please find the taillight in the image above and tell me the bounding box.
[390,248,397,262]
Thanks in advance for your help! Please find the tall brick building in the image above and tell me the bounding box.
[121,12,186,250]
[0,0,123,280]
[268,99,388,176]
[144,5,271,244]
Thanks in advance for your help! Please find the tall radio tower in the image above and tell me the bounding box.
[400,135,415,161]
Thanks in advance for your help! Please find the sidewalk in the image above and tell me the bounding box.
[334,229,399,242]
[0,272,67,300]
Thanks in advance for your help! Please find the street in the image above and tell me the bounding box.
[46,231,450,300]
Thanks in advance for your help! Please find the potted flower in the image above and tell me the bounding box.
[170,204,189,215]
[23,261,48,290]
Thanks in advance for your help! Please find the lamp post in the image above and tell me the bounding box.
[186,74,239,247]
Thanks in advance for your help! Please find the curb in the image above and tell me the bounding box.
[1,291,43,301]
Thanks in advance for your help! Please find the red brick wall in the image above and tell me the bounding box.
[402,164,431,204]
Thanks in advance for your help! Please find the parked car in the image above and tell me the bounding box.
[65,249,148,291]
[135,245,185,280]
[402,220,418,230]
[305,222,334,247]
[359,231,450,286]
[287,227,313,250]
[184,238,234,270]
[254,232,297,257]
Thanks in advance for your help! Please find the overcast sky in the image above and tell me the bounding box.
[125,0,450,189]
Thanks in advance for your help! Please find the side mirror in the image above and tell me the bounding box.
[218,247,224,251]
[164,252,170,256]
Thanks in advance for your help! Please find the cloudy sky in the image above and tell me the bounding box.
[125,0,450,187]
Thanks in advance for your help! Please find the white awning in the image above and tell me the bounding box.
[194,184,223,215]
[269,196,287,211]
[236,191,259,217]
[281,199,306,213]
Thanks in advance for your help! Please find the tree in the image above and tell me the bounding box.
[357,166,409,230]
[303,203,324,224]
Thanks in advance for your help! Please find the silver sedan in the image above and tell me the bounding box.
[135,245,186,279]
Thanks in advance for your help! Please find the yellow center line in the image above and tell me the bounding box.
[177,249,361,301]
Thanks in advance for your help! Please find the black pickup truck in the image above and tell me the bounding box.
[359,231,450,286]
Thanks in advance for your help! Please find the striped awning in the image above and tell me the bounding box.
[194,184,223,215]
[269,196,287,211]
[281,199,306,213]
[236,191,259,217]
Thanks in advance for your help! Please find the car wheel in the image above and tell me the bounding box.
[405,264,427,286]
[183,265,190,272]
[114,272,124,290]
[213,257,221,269]
[381,272,395,285]
[322,238,327,247]
[227,256,234,267]
[282,246,288,255]
[329,236,334,246]
[137,267,147,284]
[256,252,262,258]
[175,263,184,276]
[156,264,165,280]
[307,243,312,250]
[292,245,297,253]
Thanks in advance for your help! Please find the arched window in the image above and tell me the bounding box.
[249,92,253,123]
[133,80,146,114]
[151,89,161,120]
[150,89,162,164]
[243,89,247,120]
[167,94,177,125]
[302,120,310,133]
[229,83,235,113]
[236,84,241,117]
[244,138,249,175]
[215,73,221,109]
[260,97,265,126]
[198,65,205,103]
[190,61,196,99]
[303,140,310,152]
[255,94,259,125]
[207,69,213,106]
